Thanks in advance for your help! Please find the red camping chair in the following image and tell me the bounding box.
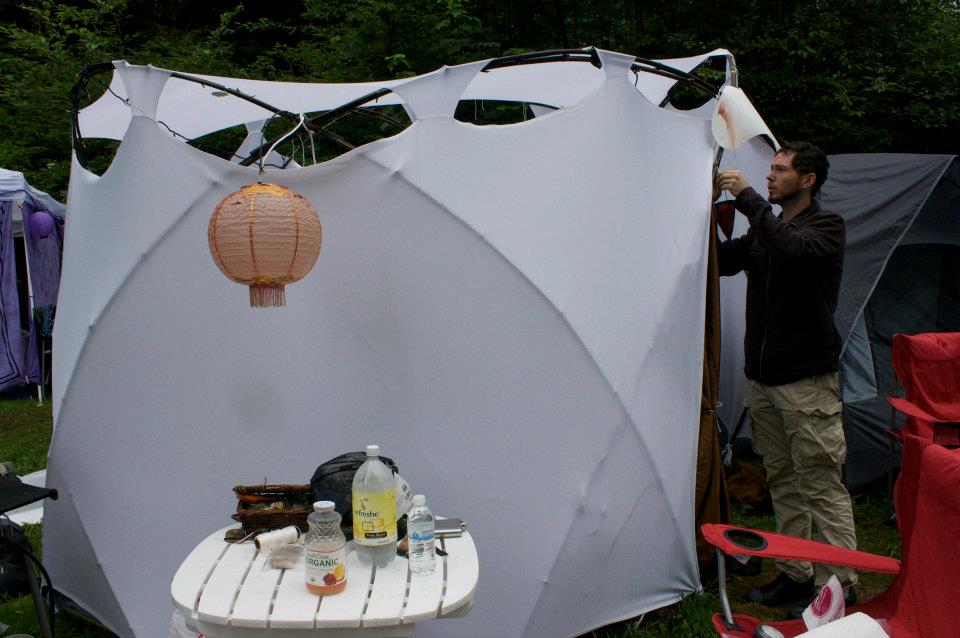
[703,433,960,638]
[887,332,960,448]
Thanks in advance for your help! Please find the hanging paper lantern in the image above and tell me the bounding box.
[28,210,56,239]
[207,183,323,308]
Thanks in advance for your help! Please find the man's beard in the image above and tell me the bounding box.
[769,183,802,205]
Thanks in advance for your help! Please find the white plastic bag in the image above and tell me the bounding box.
[264,542,305,570]
[802,575,845,630]
[796,612,889,637]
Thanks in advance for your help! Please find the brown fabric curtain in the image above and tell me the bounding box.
[695,206,731,579]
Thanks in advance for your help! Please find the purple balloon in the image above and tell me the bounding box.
[27,210,55,239]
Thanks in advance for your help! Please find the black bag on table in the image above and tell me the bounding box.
[310,452,407,541]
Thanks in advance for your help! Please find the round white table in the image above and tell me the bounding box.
[171,526,477,637]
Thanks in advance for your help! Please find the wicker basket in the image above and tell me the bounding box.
[231,483,313,534]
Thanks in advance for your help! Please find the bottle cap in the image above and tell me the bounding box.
[413,494,426,506]
[313,501,335,512]
[366,444,380,456]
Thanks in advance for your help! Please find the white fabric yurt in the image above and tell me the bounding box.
[46,48,773,637]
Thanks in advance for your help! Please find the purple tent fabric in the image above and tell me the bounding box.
[23,202,64,308]
[25,317,41,383]
[0,200,27,391]
[22,201,64,384]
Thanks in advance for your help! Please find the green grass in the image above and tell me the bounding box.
[595,591,722,638]
[0,398,901,638]
[0,398,53,476]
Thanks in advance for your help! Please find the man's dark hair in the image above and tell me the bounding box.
[777,141,829,196]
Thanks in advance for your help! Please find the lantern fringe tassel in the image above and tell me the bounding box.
[250,284,286,308]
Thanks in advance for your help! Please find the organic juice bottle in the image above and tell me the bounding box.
[304,501,347,594]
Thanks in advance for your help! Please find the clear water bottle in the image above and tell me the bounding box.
[407,494,436,576]
[352,444,397,567]
[304,501,347,595]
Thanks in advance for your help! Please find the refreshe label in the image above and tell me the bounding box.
[353,488,397,546]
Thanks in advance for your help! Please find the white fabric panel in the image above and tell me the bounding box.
[597,49,637,77]
[56,96,230,414]
[40,465,133,637]
[633,48,731,106]
[529,104,558,118]
[466,60,605,108]
[78,69,408,141]
[77,50,730,141]
[114,61,170,122]
[714,138,777,431]
[50,60,716,638]
[665,99,717,119]
[231,120,298,167]
[654,102,774,432]
[391,61,488,120]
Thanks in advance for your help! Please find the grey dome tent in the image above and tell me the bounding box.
[829,153,960,492]
[717,153,960,494]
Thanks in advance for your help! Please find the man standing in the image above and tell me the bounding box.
[716,142,857,612]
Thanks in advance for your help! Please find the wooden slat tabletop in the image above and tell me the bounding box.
[439,534,480,617]
[171,526,477,637]
[231,551,281,628]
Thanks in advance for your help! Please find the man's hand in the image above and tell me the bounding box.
[718,170,750,197]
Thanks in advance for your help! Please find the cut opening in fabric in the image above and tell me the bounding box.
[454,100,546,126]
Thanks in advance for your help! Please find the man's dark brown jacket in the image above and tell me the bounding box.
[717,187,845,386]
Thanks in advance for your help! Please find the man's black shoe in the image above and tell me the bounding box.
[786,587,857,620]
[746,572,815,606]
[728,555,763,576]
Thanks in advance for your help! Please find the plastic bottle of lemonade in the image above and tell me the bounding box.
[304,501,347,594]
[352,444,398,567]
[407,494,436,576]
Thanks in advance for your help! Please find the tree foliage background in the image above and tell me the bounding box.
[1,0,958,198]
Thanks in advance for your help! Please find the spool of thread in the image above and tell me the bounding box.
[254,526,300,551]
